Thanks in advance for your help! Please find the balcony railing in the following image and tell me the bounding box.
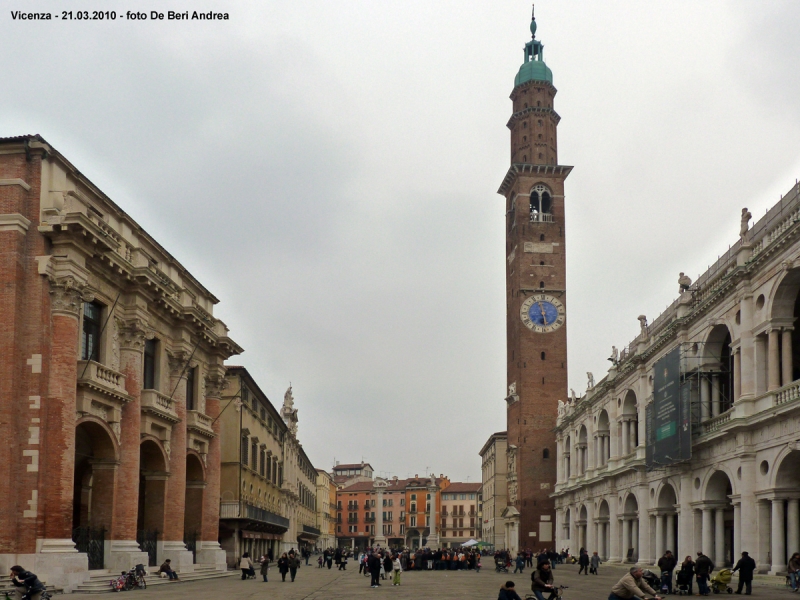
[530,212,554,223]
[302,525,321,536]
[347,518,358,524]
[219,501,290,529]
[141,389,180,423]
[186,410,215,437]
[364,517,375,523]
[77,360,130,404]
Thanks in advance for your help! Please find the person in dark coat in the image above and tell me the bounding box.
[277,553,289,582]
[657,551,677,593]
[10,566,45,600]
[531,561,557,600]
[695,551,714,596]
[368,552,382,587]
[578,548,589,575]
[287,551,300,582]
[731,551,756,595]
[678,555,695,596]
[498,581,524,600]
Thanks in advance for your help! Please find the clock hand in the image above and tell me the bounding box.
[538,302,548,326]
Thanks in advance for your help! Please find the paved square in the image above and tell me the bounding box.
[119,563,795,600]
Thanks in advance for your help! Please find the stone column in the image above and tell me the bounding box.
[425,483,439,549]
[679,472,693,561]
[739,294,755,399]
[108,318,149,572]
[159,351,193,572]
[609,497,620,563]
[714,509,725,566]
[655,515,663,562]
[771,499,786,574]
[782,328,794,386]
[666,513,676,554]
[631,519,639,562]
[788,499,800,564]
[739,454,757,570]
[700,377,710,421]
[768,329,781,391]
[604,436,611,463]
[630,420,637,448]
[702,508,713,558]
[621,420,629,456]
[42,280,83,545]
[374,485,386,548]
[757,501,771,572]
[733,501,741,559]
[733,350,741,403]
[196,373,227,570]
[711,374,721,418]
[622,519,630,561]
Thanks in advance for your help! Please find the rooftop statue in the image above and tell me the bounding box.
[740,207,752,240]
[678,272,692,293]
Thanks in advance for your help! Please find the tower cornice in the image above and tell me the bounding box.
[510,79,557,101]
[507,106,561,130]
[497,163,573,196]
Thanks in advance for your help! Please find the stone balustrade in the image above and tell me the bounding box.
[140,389,180,423]
[186,409,215,437]
[76,360,129,403]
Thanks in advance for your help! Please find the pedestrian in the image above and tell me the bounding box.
[657,550,677,594]
[9,566,45,600]
[383,553,393,579]
[531,561,557,600]
[288,551,300,582]
[514,552,525,574]
[259,554,270,582]
[590,551,601,575]
[695,551,715,596]
[392,554,403,586]
[678,555,695,596]
[498,581,524,600]
[578,548,589,575]
[731,551,756,595]
[609,567,661,600]
[368,551,382,588]
[239,552,255,580]
[278,553,289,582]
[789,552,800,592]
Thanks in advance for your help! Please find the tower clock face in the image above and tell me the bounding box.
[520,294,565,333]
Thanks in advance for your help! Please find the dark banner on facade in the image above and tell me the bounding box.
[646,346,691,468]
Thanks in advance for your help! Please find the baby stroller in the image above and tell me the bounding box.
[495,558,509,573]
[641,569,661,591]
[675,569,692,595]
[709,568,733,594]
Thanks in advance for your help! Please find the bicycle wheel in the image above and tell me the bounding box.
[137,576,147,590]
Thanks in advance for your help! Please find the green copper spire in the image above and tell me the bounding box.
[515,4,553,87]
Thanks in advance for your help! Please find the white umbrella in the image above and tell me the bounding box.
[461,539,479,547]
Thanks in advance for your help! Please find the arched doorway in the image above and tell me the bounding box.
[596,500,610,560]
[622,493,640,562]
[596,411,610,467]
[703,470,733,567]
[137,438,168,566]
[72,419,118,569]
[655,483,678,560]
[183,453,205,563]
[769,451,800,572]
[770,268,800,384]
[702,325,734,418]
[621,391,638,455]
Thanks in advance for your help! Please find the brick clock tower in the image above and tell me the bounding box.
[498,10,571,550]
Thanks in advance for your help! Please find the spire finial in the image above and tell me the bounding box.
[530,4,537,38]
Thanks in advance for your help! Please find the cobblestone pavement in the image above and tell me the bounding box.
[118,563,797,600]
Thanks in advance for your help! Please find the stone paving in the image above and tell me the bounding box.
[108,562,797,600]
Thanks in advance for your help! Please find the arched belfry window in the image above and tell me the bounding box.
[529,183,553,223]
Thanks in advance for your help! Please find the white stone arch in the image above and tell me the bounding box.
[654,478,679,509]
[768,266,800,321]
[622,490,640,515]
[770,445,800,489]
[700,464,738,500]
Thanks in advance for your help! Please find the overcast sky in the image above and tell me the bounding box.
[3,1,800,483]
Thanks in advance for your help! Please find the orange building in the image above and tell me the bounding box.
[335,474,450,550]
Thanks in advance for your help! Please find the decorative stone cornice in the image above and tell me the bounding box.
[497,163,573,196]
[48,275,92,317]
[0,213,32,234]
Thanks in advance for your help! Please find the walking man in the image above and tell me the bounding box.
[731,551,756,595]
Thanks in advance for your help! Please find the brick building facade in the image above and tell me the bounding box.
[0,135,241,590]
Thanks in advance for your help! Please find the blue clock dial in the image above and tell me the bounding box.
[528,300,559,326]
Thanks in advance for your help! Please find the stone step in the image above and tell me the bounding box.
[72,569,235,594]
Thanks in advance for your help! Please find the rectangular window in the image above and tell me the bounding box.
[260,406,266,421]
[410,516,416,527]
[337,525,341,533]
[411,494,416,500]
[143,339,157,389]
[400,524,405,535]
[460,494,466,500]
[470,518,475,527]
[81,302,102,362]
[469,494,475,500]
[410,503,416,513]
[241,437,248,465]
[259,450,266,476]
[388,499,393,506]
[251,441,257,470]
[400,498,405,506]
[185,366,196,410]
